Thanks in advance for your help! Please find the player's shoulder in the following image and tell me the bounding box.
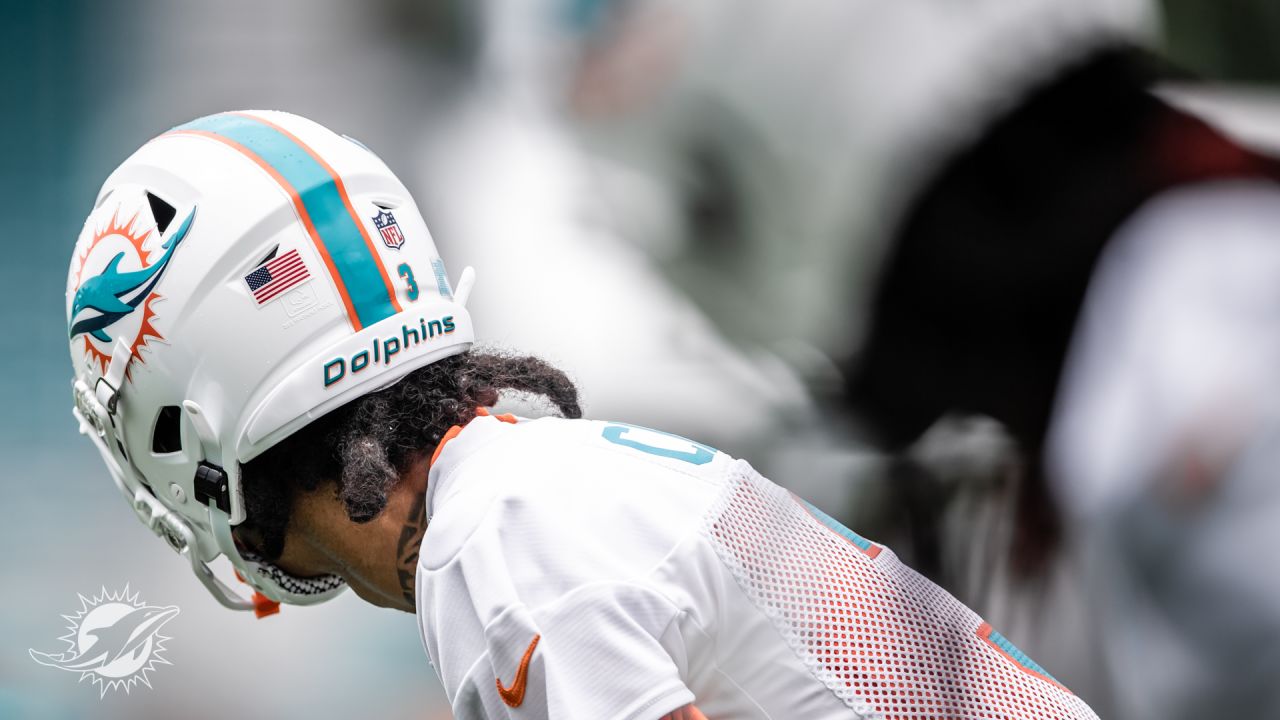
[420,413,734,583]
[425,414,734,509]
[416,414,736,699]
[436,412,733,471]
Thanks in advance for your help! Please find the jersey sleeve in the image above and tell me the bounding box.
[703,460,1102,719]
[451,582,694,720]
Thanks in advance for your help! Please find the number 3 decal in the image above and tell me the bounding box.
[397,262,419,302]
[602,424,716,466]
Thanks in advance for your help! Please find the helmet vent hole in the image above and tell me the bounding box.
[146,191,177,234]
[152,405,183,454]
[254,245,279,267]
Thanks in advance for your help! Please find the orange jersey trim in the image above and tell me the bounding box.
[475,407,518,424]
[431,425,465,467]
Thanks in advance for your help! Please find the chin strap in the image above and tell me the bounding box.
[73,376,259,615]
[210,500,346,613]
[74,320,342,618]
[94,339,132,415]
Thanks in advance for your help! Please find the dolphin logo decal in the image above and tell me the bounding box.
[30,604,179,673]
[69,207,195,342]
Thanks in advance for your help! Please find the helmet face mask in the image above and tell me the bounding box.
[67,111,477,612]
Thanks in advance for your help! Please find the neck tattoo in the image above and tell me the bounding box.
[395,490,428,608]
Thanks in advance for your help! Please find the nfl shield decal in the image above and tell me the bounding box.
[372,209,406,250]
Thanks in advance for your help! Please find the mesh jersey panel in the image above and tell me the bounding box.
[702,462,1099,720]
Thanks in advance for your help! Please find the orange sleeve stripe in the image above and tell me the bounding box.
[431,409,518,467]
[976,622,1072,693]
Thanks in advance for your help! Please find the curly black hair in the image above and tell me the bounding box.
[238,349,581,560]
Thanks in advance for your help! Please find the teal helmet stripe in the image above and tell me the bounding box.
[170,113,399,330]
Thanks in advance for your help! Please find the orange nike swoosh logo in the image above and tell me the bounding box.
[496,634,540,708]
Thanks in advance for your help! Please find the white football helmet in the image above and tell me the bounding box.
[66,111,476,613]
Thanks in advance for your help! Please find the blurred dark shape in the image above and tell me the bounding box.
[878,417,1031,592]
[846,47,1280,575]
[377,0,482,68]
[683,139,744,268]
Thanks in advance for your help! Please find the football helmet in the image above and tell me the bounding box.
[66,111,476,612]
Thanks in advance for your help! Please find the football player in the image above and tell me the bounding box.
[67,110,1098,719]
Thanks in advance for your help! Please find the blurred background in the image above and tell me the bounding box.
[6,1,1280,718]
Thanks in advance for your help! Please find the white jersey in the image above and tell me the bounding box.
[416,414,1097,720]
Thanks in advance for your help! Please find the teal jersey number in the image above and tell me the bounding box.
[397,262,419,302]
[601,423,716,466]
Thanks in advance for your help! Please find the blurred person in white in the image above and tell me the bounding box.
[405,0,847,495]
[67,110,1100,719]
[556,0,1280,716]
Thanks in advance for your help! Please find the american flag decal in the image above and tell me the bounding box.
[244,248,311,304]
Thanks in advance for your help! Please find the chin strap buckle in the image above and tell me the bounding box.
[193,462,232,514]
[94,377,121,415]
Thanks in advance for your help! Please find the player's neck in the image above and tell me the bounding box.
[302,455,430,612]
